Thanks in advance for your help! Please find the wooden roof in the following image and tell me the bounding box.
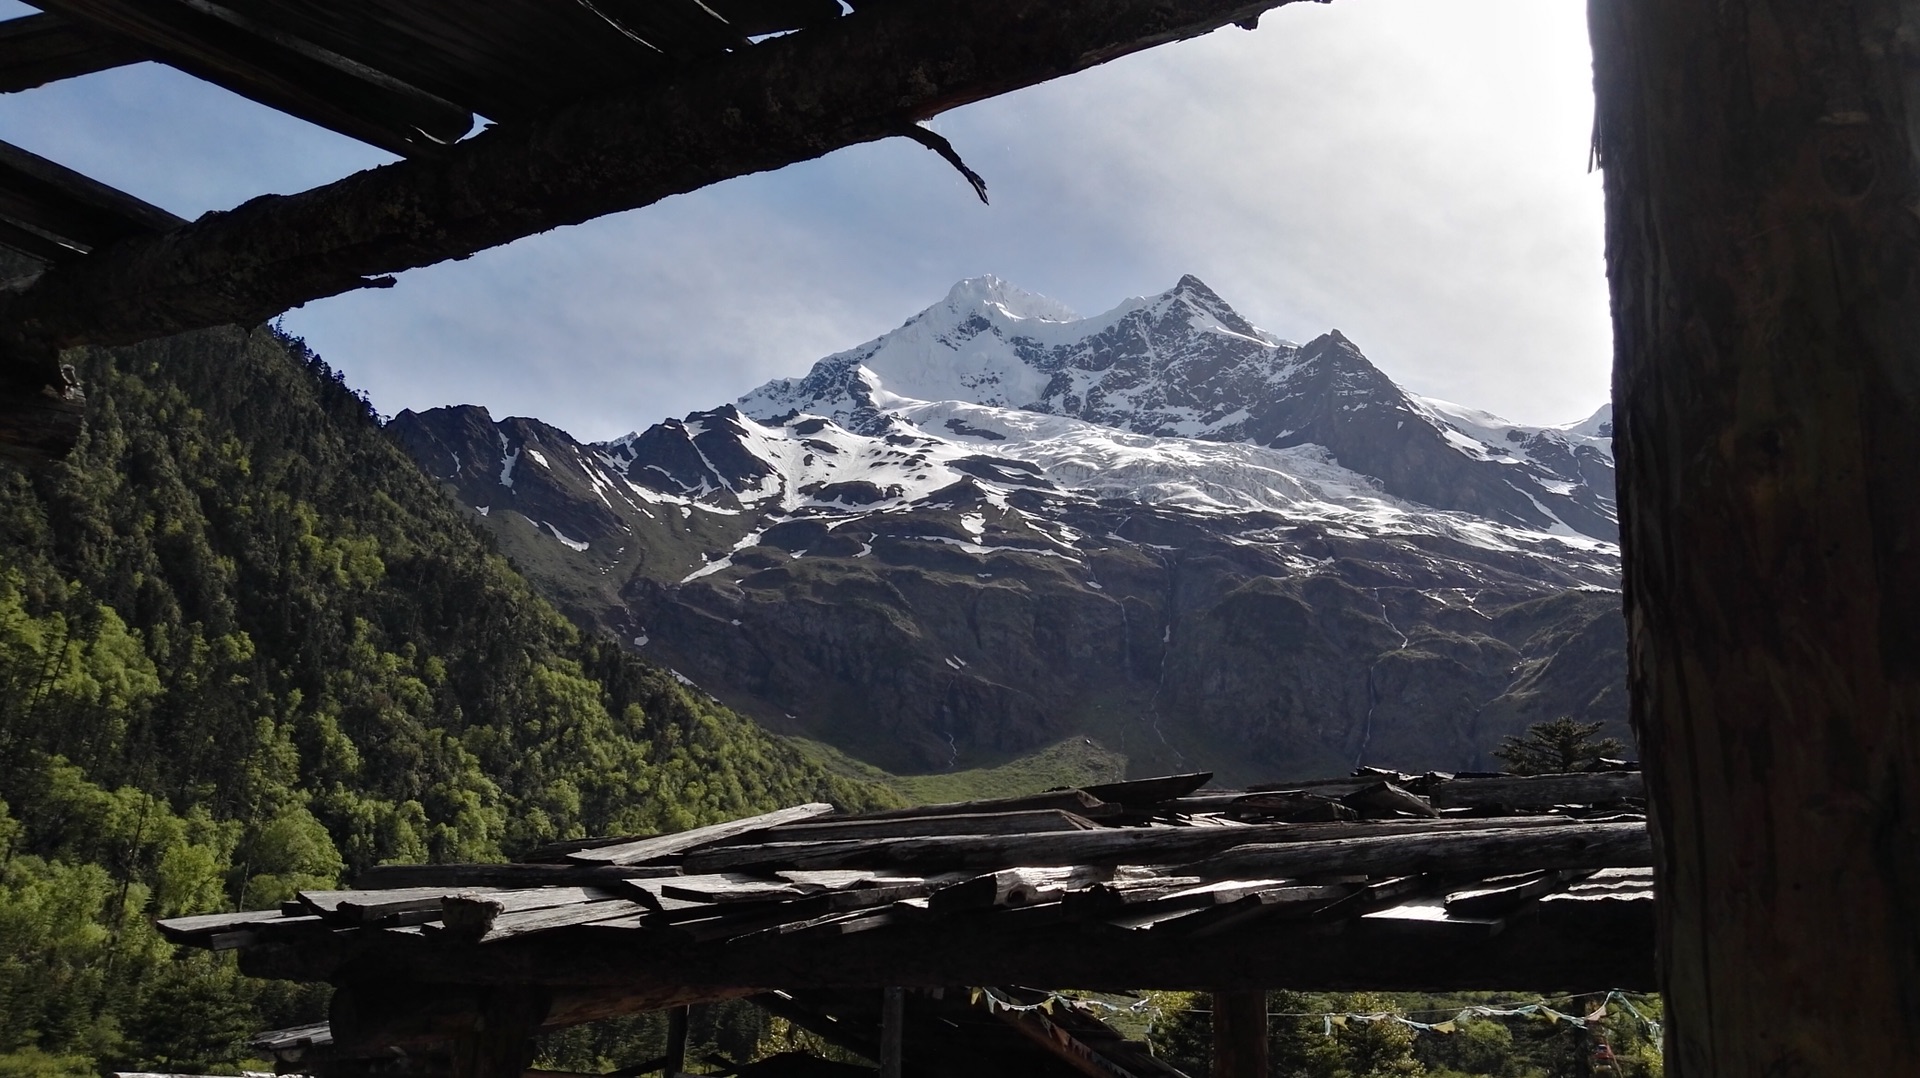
[160,768,1655,1076]
[0,0,1294,465]
[0,0,849,259]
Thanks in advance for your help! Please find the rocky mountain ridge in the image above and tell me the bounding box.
[390,276,1624,783]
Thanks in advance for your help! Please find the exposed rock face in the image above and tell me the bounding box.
[391,276,1623,783]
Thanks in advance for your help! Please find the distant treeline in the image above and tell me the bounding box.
[0,326,889,1076]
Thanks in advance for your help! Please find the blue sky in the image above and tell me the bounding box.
[0,0,1608,442]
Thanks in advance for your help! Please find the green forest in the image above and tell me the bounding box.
[0,326,889,1077]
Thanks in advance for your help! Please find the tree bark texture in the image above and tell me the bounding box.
[0,0,1290,367]
[1590,0,1920,1074]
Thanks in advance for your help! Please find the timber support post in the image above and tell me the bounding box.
[1590,0,1920,1073]
[879,986,904,1078]
[1210,990,1267,1078]
[448,987,549,1078]
[662,1005,688,1076]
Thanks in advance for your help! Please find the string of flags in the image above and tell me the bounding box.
[967,987,1661,1052]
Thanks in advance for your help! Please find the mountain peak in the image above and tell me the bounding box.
[940,275,1079,323]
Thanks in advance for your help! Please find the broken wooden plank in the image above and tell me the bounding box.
[567,803,836,864]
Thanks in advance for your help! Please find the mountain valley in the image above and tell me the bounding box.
[391,276,1625,784]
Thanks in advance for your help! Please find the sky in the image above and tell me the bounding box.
[0,0,1610,443]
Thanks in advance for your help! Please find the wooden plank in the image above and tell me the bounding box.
[849,788,1117,822]
[683,814,1617,874]
[1424,772,1644,810]
[1150,885,1354,937]
[1081,772,1214,806]
[477,899,644,943]
[754,809,1099,843]
[208,913,326,950]
[927,866,1112,913]
[0,13,145,93]
[297,886,491,920]
[658,874,812,904]
[774,870,931,890]
[1180,823,1651,881]
[154,907,289,942]
[33,0,472,156]
[566,803,836,864]
[1444,870,1595,919]
[440,886,625,937]
[352,863,681,889]
[1341,781,1438,819]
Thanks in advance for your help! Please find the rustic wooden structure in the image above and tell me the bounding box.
[0,0,1296,463]
[6,1,1907,1070]
[161,770,1656,1078]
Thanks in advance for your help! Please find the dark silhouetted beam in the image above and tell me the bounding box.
[0,12,145,92]
[31,0,472,156]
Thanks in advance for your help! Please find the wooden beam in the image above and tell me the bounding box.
[242,894,1655,999]
[30,0,472,157]
[1210,991,1266,1078]
[0,0,1295,393]
[0,13,145,92]
[1589,0,1920,1074]
[0,138,183,253]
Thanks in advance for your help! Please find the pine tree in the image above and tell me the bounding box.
[1493,717,1624,775]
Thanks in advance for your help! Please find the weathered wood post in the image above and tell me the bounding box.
[663,1005,688,1076]
[1589,0,1920,1073]
[1210,990,1267,1078]
[447,987,548,1078]
[879,986,904,1078]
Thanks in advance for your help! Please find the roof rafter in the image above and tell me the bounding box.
[0,12,146,93]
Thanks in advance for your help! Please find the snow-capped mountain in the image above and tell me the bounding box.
[390,276,1623,783]
[741,274,1616,541]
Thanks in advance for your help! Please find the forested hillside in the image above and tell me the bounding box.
[0,326,887,1076]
